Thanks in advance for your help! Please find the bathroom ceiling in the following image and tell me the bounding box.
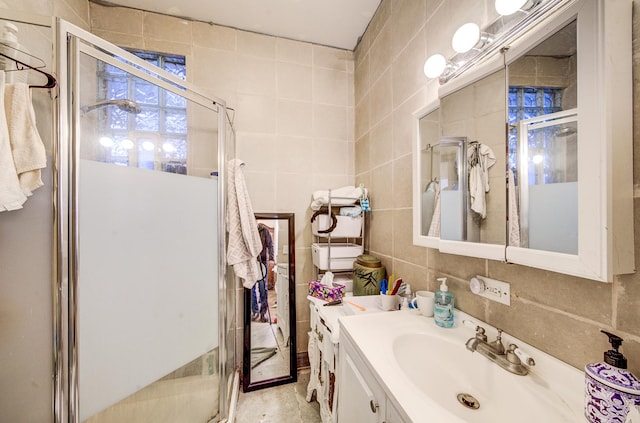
[99,0,382,50]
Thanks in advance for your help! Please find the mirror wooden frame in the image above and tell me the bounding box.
[242,212,297,392]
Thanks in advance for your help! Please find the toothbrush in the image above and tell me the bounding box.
[390,278,403,295]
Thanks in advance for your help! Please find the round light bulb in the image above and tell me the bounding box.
[532,154,544,164]
[452,23,481,53]
[495,0,527,16]
[120,139,134,150]
[99,136,114,147]
[424,54,447,79]
[162,142,176,153]
[142,140,155,151]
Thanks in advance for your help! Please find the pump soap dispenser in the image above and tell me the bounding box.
[585,330,640,423]
[433,277,454,328]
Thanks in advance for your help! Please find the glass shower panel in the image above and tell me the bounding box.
[77,49,221,422]
[519,111,578,254]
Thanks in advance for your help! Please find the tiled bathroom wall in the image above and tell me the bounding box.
[355,0,640,376]
[88,2,355,363]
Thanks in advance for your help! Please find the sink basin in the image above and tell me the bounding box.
[392,332,578,422]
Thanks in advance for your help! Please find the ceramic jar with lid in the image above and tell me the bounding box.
[352,254,385,296]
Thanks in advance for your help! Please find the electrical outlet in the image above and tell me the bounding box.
[469,276,510,306]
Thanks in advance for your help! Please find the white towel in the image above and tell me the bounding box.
[427,184,441,237]
[468,143,496,219]
[0,71,28,212]
[508,169,521,247]
[226,159,262,288]
[310,185,367,210]
[5,82,46,196]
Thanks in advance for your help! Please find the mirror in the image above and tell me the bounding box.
[415,106,441,244]
[507,20,577,253]
[242,213,297,391]
[413,0,633,281]
[439,69,507,247]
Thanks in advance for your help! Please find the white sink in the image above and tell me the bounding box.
[392,332,579,422]
[339,311,585,423]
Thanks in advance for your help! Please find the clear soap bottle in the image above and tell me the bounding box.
[434,277,454,328]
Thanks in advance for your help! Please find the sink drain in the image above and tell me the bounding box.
[457,393,480,410]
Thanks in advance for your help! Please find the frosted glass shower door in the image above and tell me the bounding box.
[74,41,221,422]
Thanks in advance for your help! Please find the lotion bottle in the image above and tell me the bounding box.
[585,330,640,422]
[433,277,454,328]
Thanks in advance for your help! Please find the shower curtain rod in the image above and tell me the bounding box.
[0,43,57,89]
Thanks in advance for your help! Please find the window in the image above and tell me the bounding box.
[96,50,188,174]
[508,86,564,170]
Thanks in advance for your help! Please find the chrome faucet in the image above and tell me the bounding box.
[465,325,535,376]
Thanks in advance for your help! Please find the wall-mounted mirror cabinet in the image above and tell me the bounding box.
[413,0,634,282]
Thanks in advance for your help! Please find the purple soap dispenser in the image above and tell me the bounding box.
[585,330,640,422]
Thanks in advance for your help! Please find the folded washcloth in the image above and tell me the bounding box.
[310,185,367,210]
[0,71,28,212]
[5,82,46,196]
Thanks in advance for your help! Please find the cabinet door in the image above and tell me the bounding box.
[337,353,384,423]
[386,399,408,423]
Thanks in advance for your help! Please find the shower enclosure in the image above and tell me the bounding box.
[56,21,236,422]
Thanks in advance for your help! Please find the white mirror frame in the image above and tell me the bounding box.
[413,0,634,282]
[412,101,440,249]
[504,0,634,282]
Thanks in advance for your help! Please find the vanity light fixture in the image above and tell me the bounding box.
[452,23,483,53]
[120,138,134,150]
[99,136,114,148]
[423,54,448,79]
[495,0,528,16]
[423,0,565,83]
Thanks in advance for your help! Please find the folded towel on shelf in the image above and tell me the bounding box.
[339,205,362,217]
[0,71,28,212]
[226,159,262,288]
[5,82,46,196]
[310,185,367,210]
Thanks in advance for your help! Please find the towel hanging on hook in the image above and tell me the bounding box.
[0,42,57,89]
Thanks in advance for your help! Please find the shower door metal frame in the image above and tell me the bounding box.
[55,19,231,423]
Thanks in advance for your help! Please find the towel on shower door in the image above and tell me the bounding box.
[468,143,496,219]
[508,169,521,247]
[5,82,46,196]
[226,159,262,288]
[0,71,28,212]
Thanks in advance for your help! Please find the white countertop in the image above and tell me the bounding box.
[307,294,389,343]
[338,310,585,423]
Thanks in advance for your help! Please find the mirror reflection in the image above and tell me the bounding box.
[507,20,577,253]
[243,213,296,391]
[418,108,441,237]
[439,69,507,245]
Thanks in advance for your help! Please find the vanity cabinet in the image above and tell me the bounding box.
[307,298,341,423]
[338,328,409,423]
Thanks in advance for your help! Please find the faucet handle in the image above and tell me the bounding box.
[507,344,536,366]
[475,326,487,342]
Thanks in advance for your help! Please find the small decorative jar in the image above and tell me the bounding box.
[585,331,640,422]
[352,254,385,296]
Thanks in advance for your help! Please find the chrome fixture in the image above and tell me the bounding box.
[81,99,142,114]
[423,0,566,84]
[465,325,535,376]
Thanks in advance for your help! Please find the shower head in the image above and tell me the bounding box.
[81,99,142,114]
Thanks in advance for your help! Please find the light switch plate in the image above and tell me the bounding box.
[470,276,510,306]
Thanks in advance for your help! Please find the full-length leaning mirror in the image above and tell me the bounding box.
[242,213,297,392]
